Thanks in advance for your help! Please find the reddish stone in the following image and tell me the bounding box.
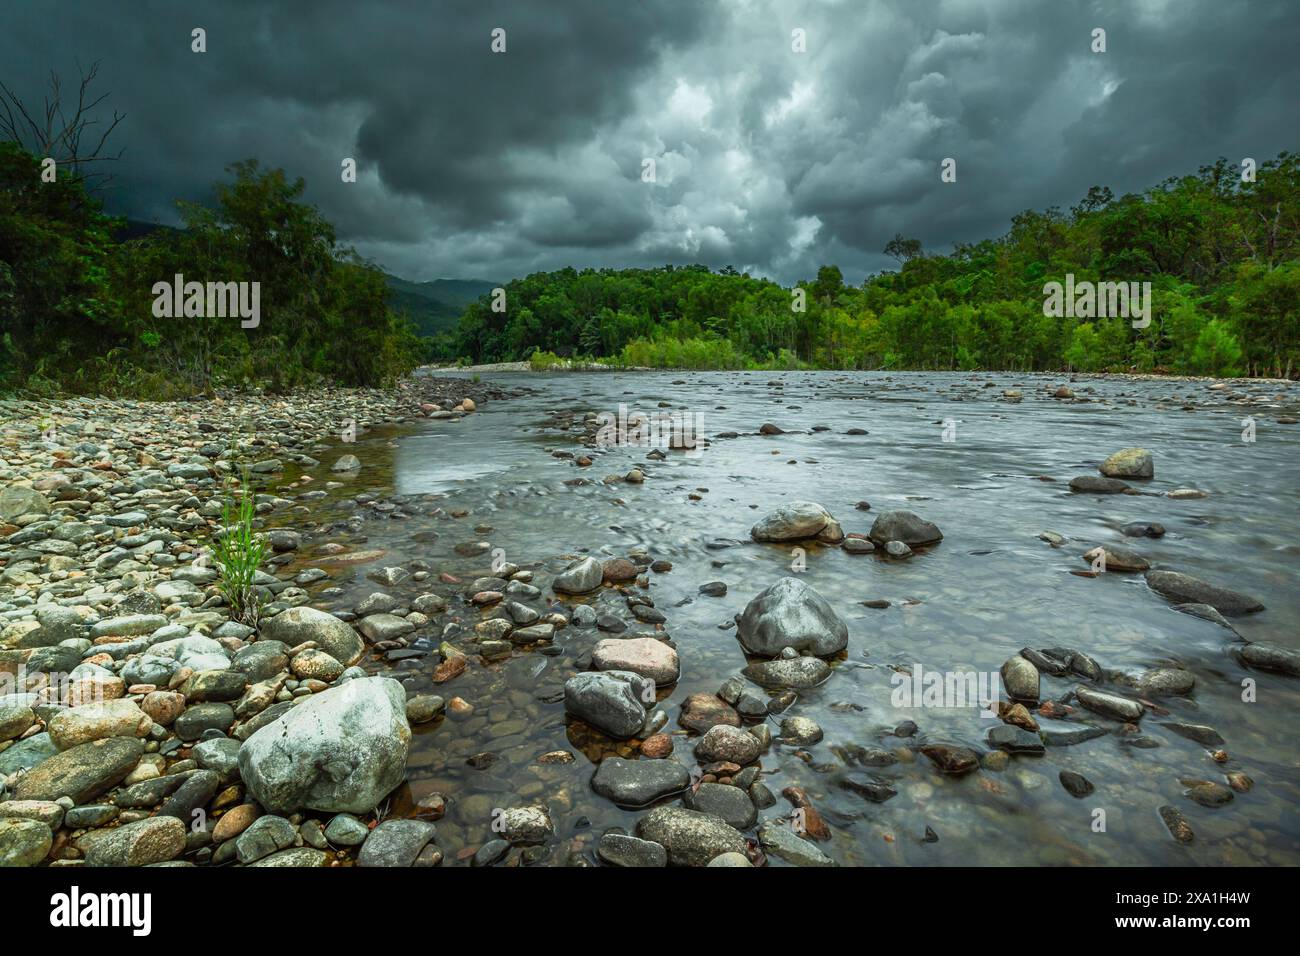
[679,693,741,734]
[432,656,467,683]
[640,734,673,758]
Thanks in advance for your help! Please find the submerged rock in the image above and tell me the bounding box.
[1068,476,1131,494]
[1145,570,1264,615]
[1236,642,1300,676]
[742,655,831,689]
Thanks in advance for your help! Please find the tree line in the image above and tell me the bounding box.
[440,152,1299,378]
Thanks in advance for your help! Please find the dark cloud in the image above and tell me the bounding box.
[2,0,1295,285]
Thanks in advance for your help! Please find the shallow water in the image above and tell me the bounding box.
[273,370,1300,866]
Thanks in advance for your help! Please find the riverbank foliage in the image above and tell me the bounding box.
[1,144,422,397]
[444,152,1299,378]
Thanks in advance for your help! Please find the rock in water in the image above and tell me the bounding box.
[1082,545,1149,573]
[1237,642,1300,676]
[258,606,365,665]
[1144,570,1264,615]
[553,556,603,594]
[635,806,746,867]
[734,577,848,657]
[867,510,943,546]
[591,637,680,685]
[563,671,653,739]
[1099,447,1153,479]
[238,676,410,814]
[591,757,690,807]
[749,501,842,543]
[1068,476,1131,494]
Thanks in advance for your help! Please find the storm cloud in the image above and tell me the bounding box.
[2,0,1296,284]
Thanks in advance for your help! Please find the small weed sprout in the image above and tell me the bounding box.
[214,469,267,624]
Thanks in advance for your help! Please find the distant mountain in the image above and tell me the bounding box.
[385,276,497,337]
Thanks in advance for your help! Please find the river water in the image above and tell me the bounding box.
[273,369,1300,866]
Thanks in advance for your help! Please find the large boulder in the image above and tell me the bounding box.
[238,676,410,814]
[750,501,843,544]
[868,510,943,546]
[734,577,847,657]
[1100,447,1153,479]
[563,671,653,739]
[1145,570,1264,616]
[258,606,365,666]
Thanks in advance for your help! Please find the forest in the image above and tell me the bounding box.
[442,152,1299,378]
[1,146,423,397]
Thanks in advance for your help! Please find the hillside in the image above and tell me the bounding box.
[385,276,497,338]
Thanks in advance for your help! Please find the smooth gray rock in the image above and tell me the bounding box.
[749,501,840,542]
[597,832,667,867]
[553,557,603,595]
[867,510,942,546]
[742,656,831,689]
[1075,685,1145,721]
[591,757,690,807]
[1145,570,1264,615]
[563,671,652,739]
[757,819,837,866]
[1237,641,1300,676]
[357,819,436,867]
[734,577,848,657]
[683,782,757,829]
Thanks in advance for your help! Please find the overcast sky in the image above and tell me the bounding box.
[3,0,1296,285]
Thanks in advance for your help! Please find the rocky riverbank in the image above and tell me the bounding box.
[0,376,523,866]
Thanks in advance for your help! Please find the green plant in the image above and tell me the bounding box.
[213,470,267,624]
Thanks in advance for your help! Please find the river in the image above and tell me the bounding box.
[266,369,1300,866]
